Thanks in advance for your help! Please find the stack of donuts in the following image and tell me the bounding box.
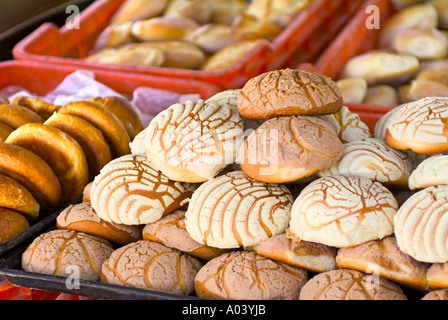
[0,95,143,244]
[19,68,448,300]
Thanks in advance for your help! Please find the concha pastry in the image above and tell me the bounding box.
[299,269,407,300]
[394,185,448,263]
[288,175,398,248]
[90,154,195,225]
[185,171,293,249]
[144,99,244,182]
[318,137,414,188]
[195,250,308,300]
[385,97,448,154]
[421,289,448,300]
[408,154,448,190]
[101,240,202,295]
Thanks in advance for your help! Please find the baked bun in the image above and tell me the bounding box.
[208,0,248,25]
[239,116,344,183]
[10,96,60,119]
[421,289,448,300]
[336,77,368,104]
[142,210,228,260]
[363,84,400,106]
[86,45,165,67]
[87,96,143,140]
[392,27,448,60]
[394,185,448,263]
[44,113,112,181]
[0,173,39,220]
[22,229,114,281]
[409,154,448,190]
[195,250,307,300]
[374,106,401,140]
[101,240,202,295]
[385,97,448,154]
[187,23,237,54]
[299,269,407,300]
[92,22,134,52]
[318,137,414,188]
[0,122,13,142]
[237,69,343,119]
[318,106,372,143]
[341,51,419,85]
[90,154,195,225]
[407,67,448,101]
[0,208,30,244]
[144,99,244,182]
[110,0,169,24]
[431,0,448,29]
[131,16,200,42]
[231,12,283,41]
[427,262,448,289]
[6,123,89,206]
[58,101,131,157]
[164,0,211,25]
[288,175,398,248]
[185,171,293,249]
[336,236,429,290]
[56,202,142,244]
[0,104,44,128]
[253,233,338,273]
[0,143,61,213]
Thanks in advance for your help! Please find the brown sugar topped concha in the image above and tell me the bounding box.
[237,68,343,119]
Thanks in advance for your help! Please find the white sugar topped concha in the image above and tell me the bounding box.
[144,99,244,182]
[90,154,195,225]
[409,153,448,190]
[185,171,293,249]
[288,175,398,248]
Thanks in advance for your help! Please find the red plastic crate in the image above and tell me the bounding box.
[13,0,360,89]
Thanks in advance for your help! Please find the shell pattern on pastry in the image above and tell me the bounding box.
[90,154,195,225]
[408,153,448,190]
[185,171,293,249]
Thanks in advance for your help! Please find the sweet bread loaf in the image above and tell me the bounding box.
[237,69,343,119]
[336,236,430,290]
[0,143,61,214]
[239,116,344,183]
[22,229,114,281]
[10,96,60,120]
[56,202,142,244]
[110,0,169,24]
[130,16,200,42]
[142,210,227,260]
[288,175,398,248]
[185,171,293,249]
[90,154,195,225]
[427,262,448,289]
[0,208,30,244]
[144,99,244,182]
[0,104,44,129]
[253,233,338,273]
[408,154,448,190]
[195,250,308,300]
[299,269,407,300]
[6,123,89,206]
[394,185,448,263]
[101,240,202,295]
[0,173,39,220]
[44,113,112,181]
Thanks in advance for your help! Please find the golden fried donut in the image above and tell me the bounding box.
[11,96,60,119]
[0,173,39,220]
[0,208,30,244]
[0,143,61,213]
[58,101,131,157]
[6,123,89,206]
[0,104,44,128]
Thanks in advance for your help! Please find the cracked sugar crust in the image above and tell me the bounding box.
[195,250,307,300]
[237,69,343,119]
[408,154,448,190]
[299,269,407,300]
[422,289,448,300]
[100,240,202,295]
[21,229,114,281]
[288,175,398,248]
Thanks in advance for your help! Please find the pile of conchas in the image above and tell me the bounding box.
[20,69,448,300]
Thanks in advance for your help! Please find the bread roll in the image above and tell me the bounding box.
[0,208,30,244]
[341,51,420,85]
[231,12,283,41]
[92,22,134,52]
[427,262,448,289]
[392,27,448,60]
[299,269,407,300]
[430,0,448,29]
[409,154,448,190]
[336,77,368,104]
[86,45,165,67]
[243,0,310,27]
[22,229,114,281]
[336,236,430,290]
[144,99,244,182]
[0,173,39,220]
[0,143,61,214]
[131,16,200,42]
[56,201,142,244]
[195,250,307,300]
[6,123,89,206]
[90,154,195,225]
[0,122,13,142]
[44,113,111,181]
[101,240,202,295]
[288,175,398,248]
[10,96,60,119]
[207,0,248,25]
[394,185,448,263]
[164,0,211,25]
[58,101,131,157]
[0,104,44,129]
[187,23,237,54]
[238,69,343,119]
[110,0,169,24]
[363,84,400,106]
[185,171,293,249]
[239,116,344,183]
